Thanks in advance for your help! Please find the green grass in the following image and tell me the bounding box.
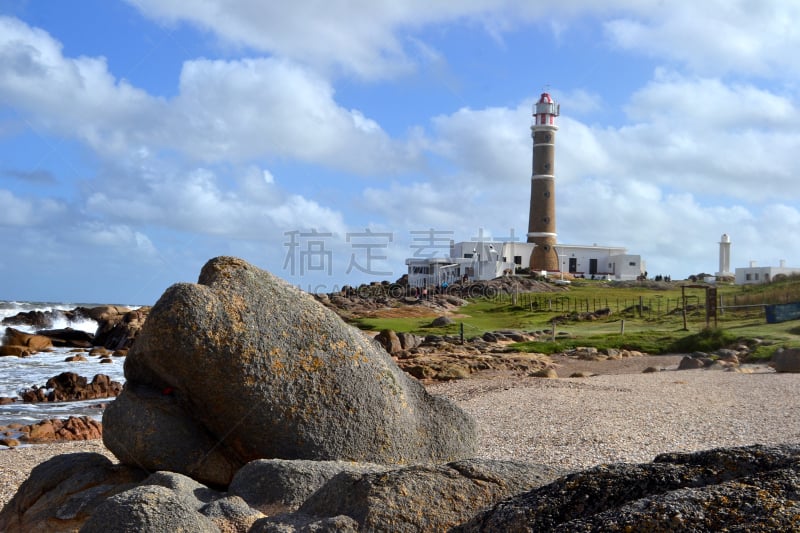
[350,278,800,356]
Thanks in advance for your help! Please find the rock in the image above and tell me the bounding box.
[455,444,800,532]
[642,366,660,373]
[65,354,87,362]
[482,332,499,342]
[531,367,558,378]
[201,495,265,532]
[0,453,147,532]
[229,459,389,514]
[430,316,453,327]
[3,327,52,352]
[285,459,565,532]
[20,373,122,403]
[35,327,94,348]
[396,332,420,350]
[20,416,103,442]
[373,329,401,354]
[569,371,594,378]
[677,355,706,370]
[772,347,800,372]
[89,346,110,357]
[104,256,476,486]
[80,485,219,533]
[0,437,19,447]
[1,309,53,329]
[92,306,150,350]
[251,514,359,532]
[0,345,29,357]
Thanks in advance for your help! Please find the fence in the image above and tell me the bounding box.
[490,291,767,321]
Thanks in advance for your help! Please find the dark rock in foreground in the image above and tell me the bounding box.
[455,443,800,532]
[104,256,477,486]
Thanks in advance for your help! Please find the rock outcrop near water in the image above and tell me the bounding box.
[103,256,477,486]
[3,257,799,531]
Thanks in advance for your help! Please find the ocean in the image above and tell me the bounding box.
[0,300,127,427]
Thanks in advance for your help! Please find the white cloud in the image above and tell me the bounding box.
[604,1,800,77]
[125,0,503,79]
[429,104,531,186]
[0,189,66,227]
[0,18,419,176]
[168,57,416,173]
[0,16,160,153]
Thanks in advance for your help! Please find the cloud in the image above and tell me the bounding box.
[604,1,800,77]
[429,103,531,186]
[4,168,57,184]
[84,158,348,241]
[125,0,510,79]
[0,17,419,176]
[168,57,416,173]
[0,189,66,226]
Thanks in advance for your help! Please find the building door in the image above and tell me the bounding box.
[589,259,598,275]
[569,258,577,273]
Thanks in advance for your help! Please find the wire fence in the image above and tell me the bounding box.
[490,291,769,322]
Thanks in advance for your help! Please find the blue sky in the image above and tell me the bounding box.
[2,1,800,304]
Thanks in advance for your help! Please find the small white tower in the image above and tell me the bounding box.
[716,233,732,278]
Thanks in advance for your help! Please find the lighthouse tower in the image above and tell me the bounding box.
[527,92,560,272]
[716,233,732,278]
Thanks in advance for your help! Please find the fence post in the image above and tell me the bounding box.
[620,319,625,335]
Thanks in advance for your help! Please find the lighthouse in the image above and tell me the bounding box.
[716,233,732,278]
[527,92,560,272]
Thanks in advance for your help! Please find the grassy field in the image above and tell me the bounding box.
[352,277,800,358]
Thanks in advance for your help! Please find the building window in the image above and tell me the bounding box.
[514,256,522,265]
[629,262,636,266]
[746,273,752,281]
[464,253,473,259]
[412,266,430,275]
[754,273,759,280]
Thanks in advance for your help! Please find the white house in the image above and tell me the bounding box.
[405,240,645,288]
[735,260,800,285]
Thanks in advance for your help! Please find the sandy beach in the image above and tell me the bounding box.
[2,355,798,510]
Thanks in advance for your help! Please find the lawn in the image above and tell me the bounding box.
[351,277,800,357]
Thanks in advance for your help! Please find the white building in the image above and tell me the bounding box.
[735,260,800,285]
[405,240,645,288]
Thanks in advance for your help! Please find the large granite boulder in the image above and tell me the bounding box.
[103,256,476,486]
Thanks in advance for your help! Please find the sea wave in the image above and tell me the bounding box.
[0,301,130,427]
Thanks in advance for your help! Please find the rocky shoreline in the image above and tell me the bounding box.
[1,361,798,528]
[1,259,799,530]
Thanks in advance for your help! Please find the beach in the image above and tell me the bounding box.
[2,356,798,509]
